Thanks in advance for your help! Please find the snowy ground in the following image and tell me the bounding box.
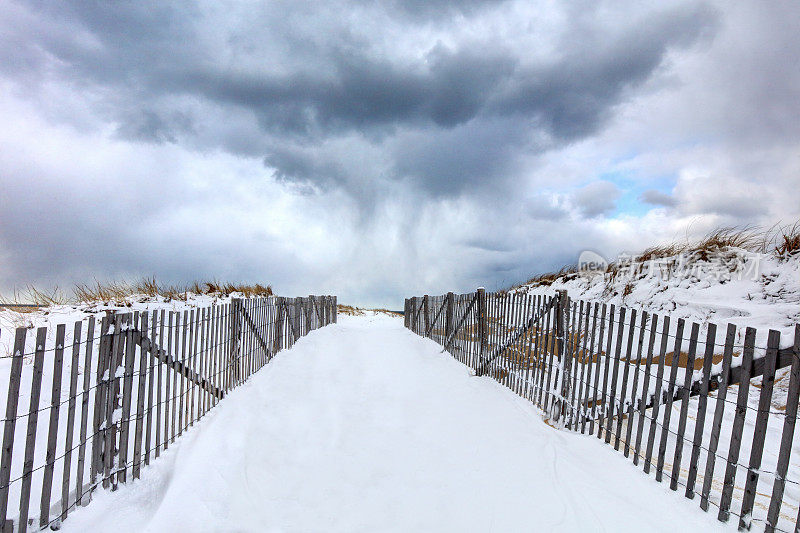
[62,314,728,532]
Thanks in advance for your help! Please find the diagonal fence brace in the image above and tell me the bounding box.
[475,295,558,377]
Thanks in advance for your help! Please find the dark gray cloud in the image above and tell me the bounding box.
[1,0,798,307]
[0,0,718,200]
[641,190,677,207]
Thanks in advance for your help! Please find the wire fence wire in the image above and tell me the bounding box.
[405,290,800,533]
[0,294,337,532]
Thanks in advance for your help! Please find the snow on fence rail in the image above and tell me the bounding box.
[0,295,337,532]
[405,289,800,533]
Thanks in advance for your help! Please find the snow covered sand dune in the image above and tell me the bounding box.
[62,314,727,532]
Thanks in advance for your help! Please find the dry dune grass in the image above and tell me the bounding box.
[337,304,402,317]
[1,277,273,310]
[514,222,800,291]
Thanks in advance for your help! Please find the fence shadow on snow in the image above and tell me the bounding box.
[405,289,799,533]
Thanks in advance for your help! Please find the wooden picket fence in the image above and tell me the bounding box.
[405,289,800,532]
[0,295,337,531]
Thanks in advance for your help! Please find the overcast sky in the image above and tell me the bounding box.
[1,1,799,307]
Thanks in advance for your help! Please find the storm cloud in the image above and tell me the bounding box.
[1,0,798,306]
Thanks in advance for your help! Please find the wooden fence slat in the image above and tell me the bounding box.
[104,313,126,489]
[588,304,607,436]
[117,312,138,485]
[40,323,66,528]
[597,304,615,439]
[178,311,187,438]
[574,301,593,431]
[645,316,671,474]
[18,327,47,533]
[132,313,149,480]
[580,302,600,434]
[60,321,82,521]
[0,329,26,529]
[656,318,684,483]
[522,295,535,399]
[75,315,95,506]
[144,311,157,465]
[670,321,699,491]
[542,297,557,413]
[625,311,648,459]
[739,329,780,529]
[614,308,635,451]
[605,307,626,444]
[701,323,736,511]
[91,315,110,489]
[766,324,800,532]
[685,323,717,498]
[718,326,756,522]
[566,301,580,428]
[165,311,175,448]
[634,314,659,466]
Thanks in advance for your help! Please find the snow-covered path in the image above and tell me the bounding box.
[63,314,727,532]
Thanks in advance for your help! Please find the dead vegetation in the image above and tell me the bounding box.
[513,221,800,291]
[2,277,273,309]
[337,304,402,317]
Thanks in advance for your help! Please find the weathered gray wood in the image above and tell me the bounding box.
[540,296,556,412]
[565,298,580,426]
[574,301,592,431]
[188,309,197,428]
[132,313,149,479]
[718,326,756,522]
[240,301,272,366]
[700,323,736,511]
[670,321,699,491]
[18,327,47,533]
[532,297,546,406]
[634,314,659,466]
[178,310,187,437]
[75,315,95,506]
[552,291,568,423]
[614,308,636,451]
[521,295,535,399]
[477,288,487,372]
[60,321,82,520]
[165,311,175,448]
[91,315,110,488]
[475,295,557,378]
[444,293,454,347]
[0,328,26,527]
[596,304,615,439]
[644,316,670,474]
[686,323,717,498]
[588,304,607,436]
[104,313,126,489]
[605,307,626,444]
[766,324,800,532]
[624,311,648,457]
[739,329,780,529]
[39,324,65,527]
[656,318,684,482]
[581,302,600,434]
[145,310,158,465]
[117,312,138,485]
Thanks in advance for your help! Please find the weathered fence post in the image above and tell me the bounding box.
[553,290,570,425]
[423,295,430,338]
[230,299,242,386]
[333,296,337,323]
[477,288,487,368]
[445,292,454,341]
